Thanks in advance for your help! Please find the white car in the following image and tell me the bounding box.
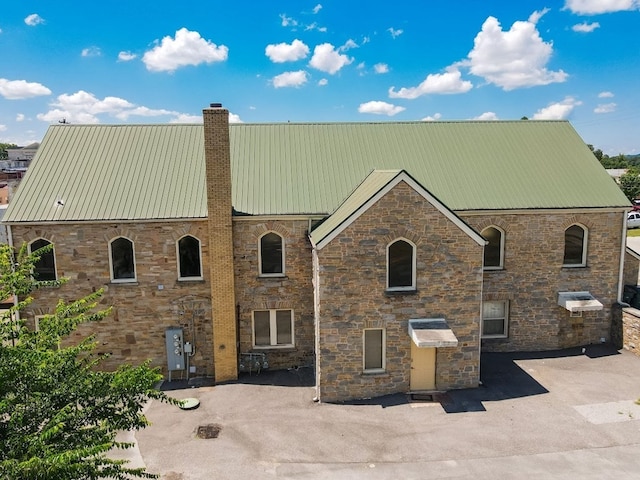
[628,211,640,229]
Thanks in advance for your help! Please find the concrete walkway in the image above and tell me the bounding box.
[128,345,640,479]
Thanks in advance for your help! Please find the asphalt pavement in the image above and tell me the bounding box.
[114,344,640,479]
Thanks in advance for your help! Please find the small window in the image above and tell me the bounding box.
[563,224,587,267]
[178,235,202,280]
[387,239,416,291]
[482,301,509,338]
[259,232,284,276]
[109,237,136,282]
[29,238,57,281]
[482,227,504,270]
[252,309,294,347]
[363,328,385,372]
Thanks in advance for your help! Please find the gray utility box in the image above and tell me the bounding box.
[165,327,185,373]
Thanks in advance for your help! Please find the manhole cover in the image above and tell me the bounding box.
[179,398,200,410]
[196,424,221,439]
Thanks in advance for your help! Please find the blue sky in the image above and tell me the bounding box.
[2,1,639,154]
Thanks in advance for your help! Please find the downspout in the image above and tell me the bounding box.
[618,209,630,303]
[308,233,321,402]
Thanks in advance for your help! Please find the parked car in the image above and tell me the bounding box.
[628,211,640,229]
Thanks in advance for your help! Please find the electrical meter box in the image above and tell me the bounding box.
[165,327,185,372]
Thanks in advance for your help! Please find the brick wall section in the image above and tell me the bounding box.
[462,212,624,351]
[623,250,639,287]
[11,222,214,377]
[233,219,315,369]
[621,308,640,356]
[315,181,483,402]
[203,105,238,382]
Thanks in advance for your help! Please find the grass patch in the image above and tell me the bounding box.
[629,229,640,237]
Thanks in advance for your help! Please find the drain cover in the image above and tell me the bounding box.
[196,424,221,439]
[179,398,200,410]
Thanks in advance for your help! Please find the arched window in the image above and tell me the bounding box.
[177,235,202,280]
[29,238,57,281]
[259,232,284,276]
[563,224,587,267]
[482,226,504,270]
[109,237,136,282]
[387,239,416,291]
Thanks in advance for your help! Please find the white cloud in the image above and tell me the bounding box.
[272,70,308,88]
[305,22,327,32]
[0,125,6,132]
[388,69,472,99]
[24,14,44,26]
[118,51,137,62]
[474,111,499,120]
[572,22,600,32]
[0,78,52,99]
[228,112,243,123]
[422,113,442,121]
[142,28,228,73]
[81,47,102,57]
[169,114,203,123]
[16,113,25,122]
[340,39,358,51]
[309,43,353,74]
[318,78,328,86]
[312,4,322,14]
[36,90,198,125]
[594,102,617,113]
[374,63,389,74]
[466,12,568,91]
[265,39,309,63]
[280,14,298,27]
[564,0,640,14]
[532,96,582,119]
[358,101,405,116]
[388,27,403,39]
[598,91,614,98]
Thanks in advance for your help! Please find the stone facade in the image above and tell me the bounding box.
[11,221,214,378]
[233,218,315,369]
[621,308,640,356]
[315,181,484,402]
[463,211,624,352]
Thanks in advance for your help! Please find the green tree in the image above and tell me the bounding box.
[0,243,177,479]
[0,142,18,160]
[619,167,640,202]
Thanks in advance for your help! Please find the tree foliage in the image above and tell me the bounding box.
[619,167,640,202]
[0,243,178,479]
[0,142,18,160]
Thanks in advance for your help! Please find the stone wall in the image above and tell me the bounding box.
[315,181,483,402]
[462,211,624,352]
[623,249,640,287]
[621,308,640,356]
[233,218,315,370]
[10,221,214,378]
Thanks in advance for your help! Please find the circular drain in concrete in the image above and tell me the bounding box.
[196,424,221,439]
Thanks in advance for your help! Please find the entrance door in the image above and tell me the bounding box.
[410,343,436,390]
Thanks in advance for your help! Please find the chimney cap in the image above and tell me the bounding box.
[209,102,223,108]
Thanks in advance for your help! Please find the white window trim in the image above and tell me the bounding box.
[176,234,203,281]
[28,238,58,281]
[482,226,505,271]
[481,300,509,339]
[386,238,416,291]
[363,328,386,373]
[258,231,285,277]
[252,309,295,348]
[108,236,137,284]
[562,223,588,268]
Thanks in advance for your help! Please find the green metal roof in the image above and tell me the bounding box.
[3,120,630,223]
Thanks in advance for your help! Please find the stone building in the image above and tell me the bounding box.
[2,104,631,402]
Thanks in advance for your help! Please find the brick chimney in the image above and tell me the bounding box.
[203,103,237,382]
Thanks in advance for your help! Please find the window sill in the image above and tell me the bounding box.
[258,274,287,279]
[562,264,587,269]
[252,345,295,351]
[110,281,139,286]
[385,289,417,296]
[483,267,504,272]
[482,335,508,340]
[361,369,387,376]
[178,277,204,283]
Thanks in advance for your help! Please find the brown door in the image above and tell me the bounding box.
[410,342,436,390]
